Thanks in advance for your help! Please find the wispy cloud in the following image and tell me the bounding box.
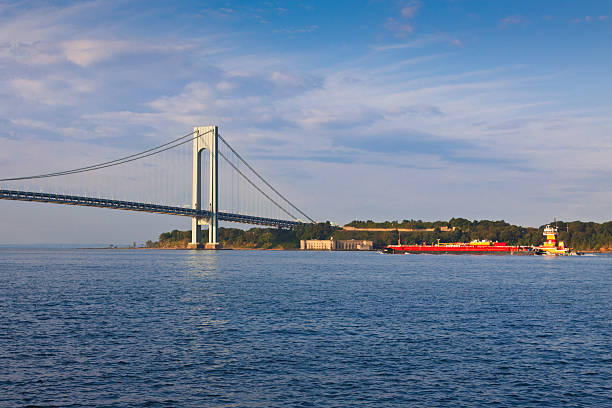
[384,17,414,36]
[10,76,95,105]
[572,15,609,23]
[274,25,318,34]
[385,0,423,37]
[372,33,454,51]
[500,15,524,28]
[199,7,236,19]
[61,40,132,67]
[400,1,422,19]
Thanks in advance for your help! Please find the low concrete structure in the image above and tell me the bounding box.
[337,239,374,250]
[300,238,373,251]
[300,239,334,250]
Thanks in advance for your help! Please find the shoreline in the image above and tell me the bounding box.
[4,245,611,253]
[77,246,301,251]
[76,246,612,253]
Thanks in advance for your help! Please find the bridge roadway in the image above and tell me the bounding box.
[0,190,304,229]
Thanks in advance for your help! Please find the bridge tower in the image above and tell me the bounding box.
[188,125,219,249]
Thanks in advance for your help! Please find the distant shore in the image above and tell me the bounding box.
[77,246,612,253]
[77,246,296,251]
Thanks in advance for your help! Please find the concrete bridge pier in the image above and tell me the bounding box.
[188,125,220,250]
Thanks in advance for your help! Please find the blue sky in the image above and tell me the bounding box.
[0,0,611,243]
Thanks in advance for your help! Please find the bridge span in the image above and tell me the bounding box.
[0,125,313,248]
[0,190,303,229]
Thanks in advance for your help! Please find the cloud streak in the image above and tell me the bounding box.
[384,0,422,37]
[500,15,524,28]
[572,15,609,23]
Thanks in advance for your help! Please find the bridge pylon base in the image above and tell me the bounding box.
[187,243,206,250]
[187,242,221,250]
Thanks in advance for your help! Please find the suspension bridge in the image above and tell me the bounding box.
[0,126,314,249]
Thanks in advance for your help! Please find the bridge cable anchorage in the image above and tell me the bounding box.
[217,133,314,223]
[0,129,214,182]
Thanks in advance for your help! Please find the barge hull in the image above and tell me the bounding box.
[384,243,532,254]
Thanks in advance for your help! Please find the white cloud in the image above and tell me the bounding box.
[0,1,109,44]
[61,39,133,67]
[9,76,95,105]
[400,1,422,19]
[10,78,59,105]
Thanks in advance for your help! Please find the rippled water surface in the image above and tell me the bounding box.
[1,249,611,407]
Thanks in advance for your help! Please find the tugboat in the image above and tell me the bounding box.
[534,224,582,256]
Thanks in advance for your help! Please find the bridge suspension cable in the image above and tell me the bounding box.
[1,127,312,226]
[217,149,298,221]
[0,129,213,182]
[217,134,314,223]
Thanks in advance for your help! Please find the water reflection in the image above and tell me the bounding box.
[184,250,222,279]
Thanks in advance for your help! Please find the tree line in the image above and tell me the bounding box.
[145,223,337,249]
[340,218,612,250]
[146,219,612,251]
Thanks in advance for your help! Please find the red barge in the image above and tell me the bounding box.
[382,240,532,255]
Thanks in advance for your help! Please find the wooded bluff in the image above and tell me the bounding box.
[147,218,612,251]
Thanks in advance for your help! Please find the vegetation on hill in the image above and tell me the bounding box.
[146,219,612,251]
[340,218,612,251]
[146,227,301,249]
[145,222,340,249]
[346,219,451,229]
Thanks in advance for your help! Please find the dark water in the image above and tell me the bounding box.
[1,249,611,407]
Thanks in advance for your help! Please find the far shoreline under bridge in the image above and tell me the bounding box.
[0,126,314,248]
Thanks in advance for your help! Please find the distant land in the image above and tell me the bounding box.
[148,219,612,252]
[0,243,126,249]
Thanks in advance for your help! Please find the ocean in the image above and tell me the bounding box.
[1,249,610,407]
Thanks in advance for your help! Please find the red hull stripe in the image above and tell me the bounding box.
[388,245,527,252]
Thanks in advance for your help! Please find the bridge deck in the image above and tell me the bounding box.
[0,190,303,229]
